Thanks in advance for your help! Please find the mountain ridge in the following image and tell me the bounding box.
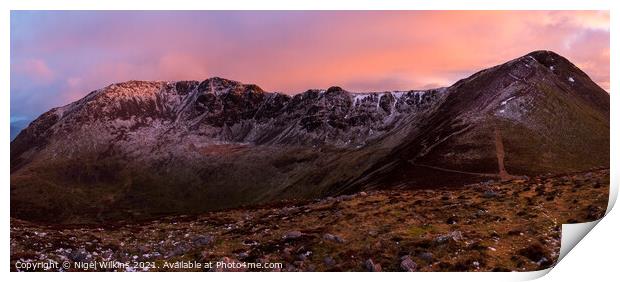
[10,50,609,223]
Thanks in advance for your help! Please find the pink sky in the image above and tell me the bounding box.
[11,10,609,122]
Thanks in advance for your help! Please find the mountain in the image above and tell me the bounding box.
[10,50,609,223]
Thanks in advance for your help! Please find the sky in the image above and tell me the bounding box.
[10,10,609,136]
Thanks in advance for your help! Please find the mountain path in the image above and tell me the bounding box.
[409,126,518,181]
[410,163,499,178]
[494,126,514,181]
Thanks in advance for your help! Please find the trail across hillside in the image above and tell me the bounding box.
[494,126,513,181]
[411,126,517,181]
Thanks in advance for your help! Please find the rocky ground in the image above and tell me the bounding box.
[10,169,609,272]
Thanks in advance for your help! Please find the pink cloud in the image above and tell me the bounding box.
[12,10,610,119]
[14,59,54,84]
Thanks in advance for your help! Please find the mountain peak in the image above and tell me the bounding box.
[197,77,264,96]
[94,80,168,101]
[325,86,346,94]
[522,50,586,79]
[204,76,241,85]
[525,50,563,62]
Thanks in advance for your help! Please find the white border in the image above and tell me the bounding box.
[1,1,616,281]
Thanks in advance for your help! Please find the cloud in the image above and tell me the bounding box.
[541,10,609,31]
[13,58,54,84]
[10,10,609,122]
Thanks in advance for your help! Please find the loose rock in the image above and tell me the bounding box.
[69,248,88,262]
[365,259,382,272]
[283,231,303,240]
[400,255,417,272]
[193,235,214,246]
[324,256,336,267]
[323,233,345,243]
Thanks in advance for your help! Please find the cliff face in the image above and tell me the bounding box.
[10,51,609,223]
[11,77,445,163]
